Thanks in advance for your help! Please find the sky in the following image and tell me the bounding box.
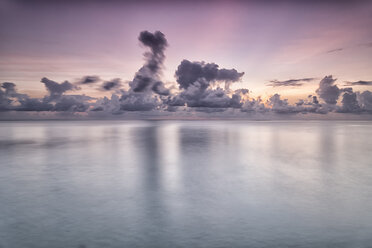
[1,0,372,119]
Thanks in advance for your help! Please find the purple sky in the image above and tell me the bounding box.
[1,0,372,119]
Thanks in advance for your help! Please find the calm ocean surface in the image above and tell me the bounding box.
[1,120,372,248]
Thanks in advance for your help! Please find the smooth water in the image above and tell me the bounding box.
[1,120,372,248]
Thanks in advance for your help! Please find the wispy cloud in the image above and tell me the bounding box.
[344,80,372,86]
[267,78,316,87]
[325,42,372,55]
[325,48,344,54]
[359,42,372,48]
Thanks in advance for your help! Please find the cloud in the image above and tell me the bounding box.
[264,93,327,115]
[53,95,93,112]
[151,81,170,96]
[130,74,153,92]
[267,78,316,87]
[1,82,35,111]
[359,42,372,48]
[267,94,298,113]
[90,30,170,113]
[175,60,244,90]
[90,94,121,114]
[325,48,344,54]
[124,30,171,98]
[165,59,245,111]
[1,82,17,95]
[91,106,104,111]
[115,31,170,111]
[16,98,53,112]
[38,77,95,112]
[3,74,372,117]
[217,68,245,82]
[315,75,341,104]
[357,90,372,111]
[76,75,101,85]
[138,30,167,73]
[344,80,372,86]
[241,97,267,113]
[167,60,245,110]
[120,91,160,111]
[308,95,319,105]
[1,81,90,112]
[1,82,28,101]
[0,83,14,111]
[314,76,372,113]
[339,89,361,113]
[41,77,78,100]
[181,85,240,109]
[101,78,122,91]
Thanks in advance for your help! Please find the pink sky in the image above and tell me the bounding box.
[1,0,372,102]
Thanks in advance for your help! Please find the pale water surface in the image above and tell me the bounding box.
[1,121,372,248]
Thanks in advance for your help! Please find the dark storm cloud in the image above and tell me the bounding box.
[268,78,316,87]
[76,75,101,85]
[101,78,122,91]
[344,80,372,86]
[315,75,341,104]
[175,60,244,90]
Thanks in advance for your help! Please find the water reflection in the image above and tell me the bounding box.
[1,121,372,248]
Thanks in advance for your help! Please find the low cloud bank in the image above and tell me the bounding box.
[1,31,372,119]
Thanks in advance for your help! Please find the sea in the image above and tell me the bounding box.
[1,120,372,248]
